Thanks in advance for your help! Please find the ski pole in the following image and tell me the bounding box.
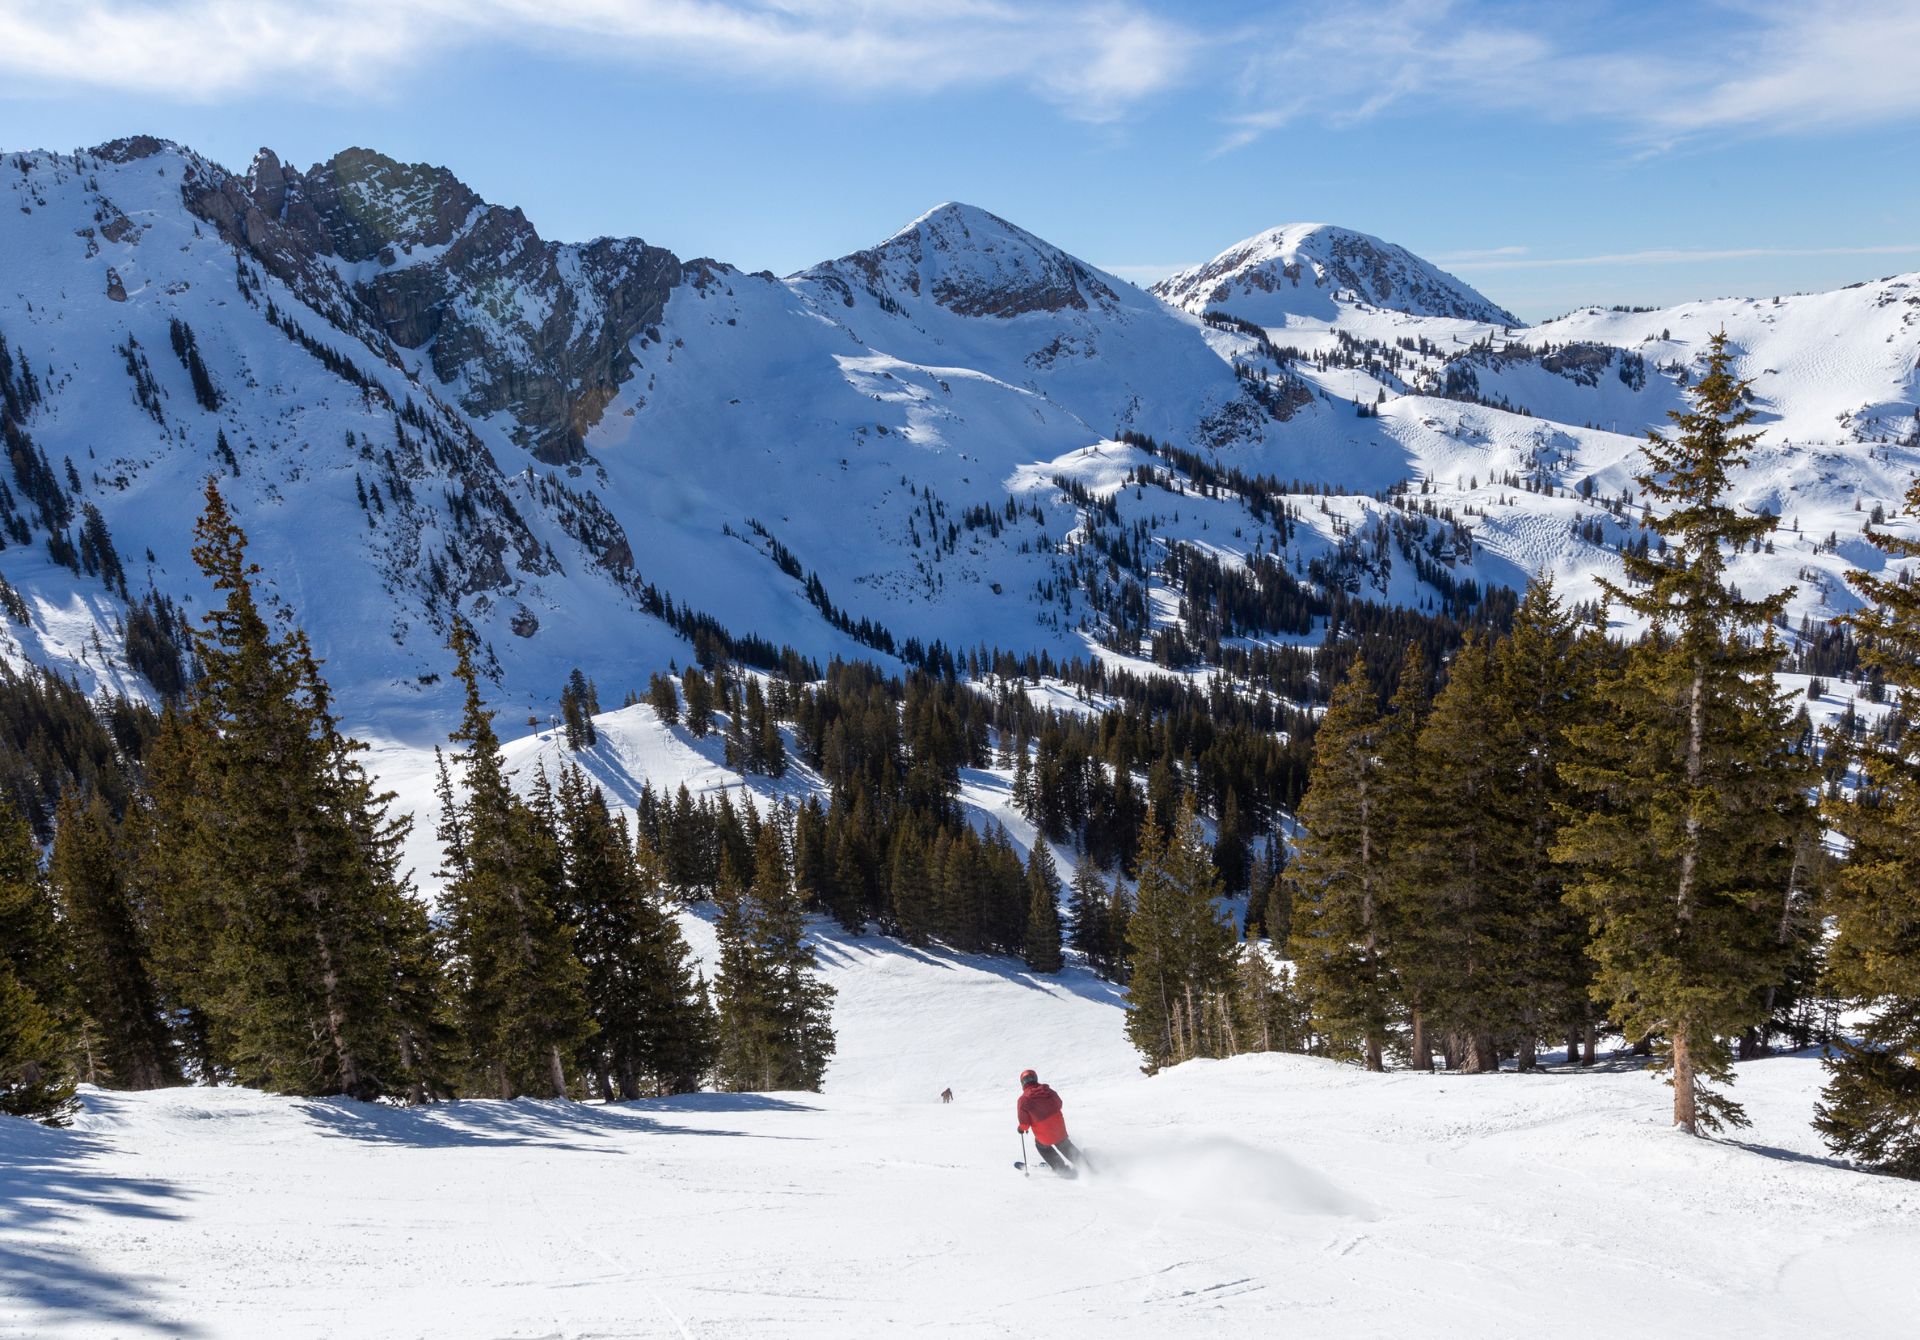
[1020,1130,1030,1178]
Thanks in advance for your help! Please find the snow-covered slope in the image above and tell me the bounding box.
[2,136,1918,739]
[7,1008,1916,1338]
[1153,223,1518,327]
[1527,276,1920,448]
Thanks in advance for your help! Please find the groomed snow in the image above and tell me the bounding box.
[5,1011,1916,1338]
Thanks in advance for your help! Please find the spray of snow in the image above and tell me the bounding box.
[1094,1134,1373,1225]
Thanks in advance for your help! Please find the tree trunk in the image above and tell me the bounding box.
[1671,1024,1698,1134]
[1409,1010,1433,1071]
[549,1044,570,1100]
[1517,1033,1537,1072]
[1364,1036,1384,1073]
[310,921,364,1100]
[1581,1021,1597,1067]
[618,1061,639,1103]
[398,1030,427,1106]
[1567,1026,1582,1067]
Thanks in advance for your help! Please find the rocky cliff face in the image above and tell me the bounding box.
[180,144,681,465]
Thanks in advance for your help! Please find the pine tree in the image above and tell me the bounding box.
[1067,853,1111,977]
[1023,841,1064,973]
[682,667,714,738]
[1232,948,1313,1055]
[1495,577,1598,1066]
[1287,658,1397,1070]
[554,764,714,1099]
[49,793,175,1090]
[647,671,680,726]
[1123,800,1239,1071]
[1393,636,1525,1072]
[440,619,594,1099]
[0,807,74,1123]
[1557,333,1814,1134]
[628,834,718,1095]
[560,668,598,750]
[1376,644,1432,1066]
[144,482,445,1099]
[713,827,835,1092]
[1818,474,1920,1175]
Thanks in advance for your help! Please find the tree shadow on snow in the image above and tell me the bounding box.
[809,923,1130,1007]
[0,1100,204,1337]
[293,1094,816,1150]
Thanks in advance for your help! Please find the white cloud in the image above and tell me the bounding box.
[1216,0,1920,153]
[0,0,1197,122]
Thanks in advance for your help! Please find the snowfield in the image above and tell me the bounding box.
[5,1008,1917,1338]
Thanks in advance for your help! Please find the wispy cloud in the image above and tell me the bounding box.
[1431,245,1530,263]
[1216,0,1920,153]
[1443,242,1920,271]
[0,0,1198,123]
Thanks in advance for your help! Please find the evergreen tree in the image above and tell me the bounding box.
[1495,578,1598,1066]
[1103,879,1134,987]
[1818,475,1920,1175]
[560,669,598,750]
[1023,841,1064,973]
[682,667,714,738]
[1287,658,1397,1070]
[1557,333,1813,1134]
[440,619,593,1099]
[1377,644,1433,1066]
[146,482,444,1099]
[554,764,714,1099]
[49,793,175,1090]
[1232,949,1313,1055]
[1067,853,1112,977]
[1123,800,1238,1071]
[647,671,680,726]
[0,807,74,1122]
[1393,636,1525,1072]
[713,827,835,1092]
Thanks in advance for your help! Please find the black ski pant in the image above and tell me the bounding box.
[1035,1137,1085,1177]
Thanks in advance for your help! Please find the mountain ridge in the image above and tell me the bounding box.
[0,135,1914,733]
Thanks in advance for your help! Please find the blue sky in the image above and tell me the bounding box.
[4,0,1918,320]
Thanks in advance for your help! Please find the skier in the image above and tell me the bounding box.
[1015,1069,1089,1177]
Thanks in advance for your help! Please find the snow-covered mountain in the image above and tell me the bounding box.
[1152,223,1519,327]
[1,137,1917,737]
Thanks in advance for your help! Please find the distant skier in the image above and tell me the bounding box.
[1016,1069,1089,1177]
[941,1087,953,1104]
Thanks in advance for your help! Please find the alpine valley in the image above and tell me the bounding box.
[8,136,1920,1340]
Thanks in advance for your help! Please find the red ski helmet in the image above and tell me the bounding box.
[1019,1069,1039,1087]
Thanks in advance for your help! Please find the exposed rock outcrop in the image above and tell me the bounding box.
[180,146,682,465]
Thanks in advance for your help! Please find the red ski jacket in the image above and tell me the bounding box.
[1017,1084,1068,1146]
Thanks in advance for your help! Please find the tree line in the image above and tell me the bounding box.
[1119,335,1920,1177]
[2,481,834,1122]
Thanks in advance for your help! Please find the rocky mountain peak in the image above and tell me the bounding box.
[802,201,1123,319]
[171,142,679,466]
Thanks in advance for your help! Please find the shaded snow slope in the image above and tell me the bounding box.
[1153,223,1518,327]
